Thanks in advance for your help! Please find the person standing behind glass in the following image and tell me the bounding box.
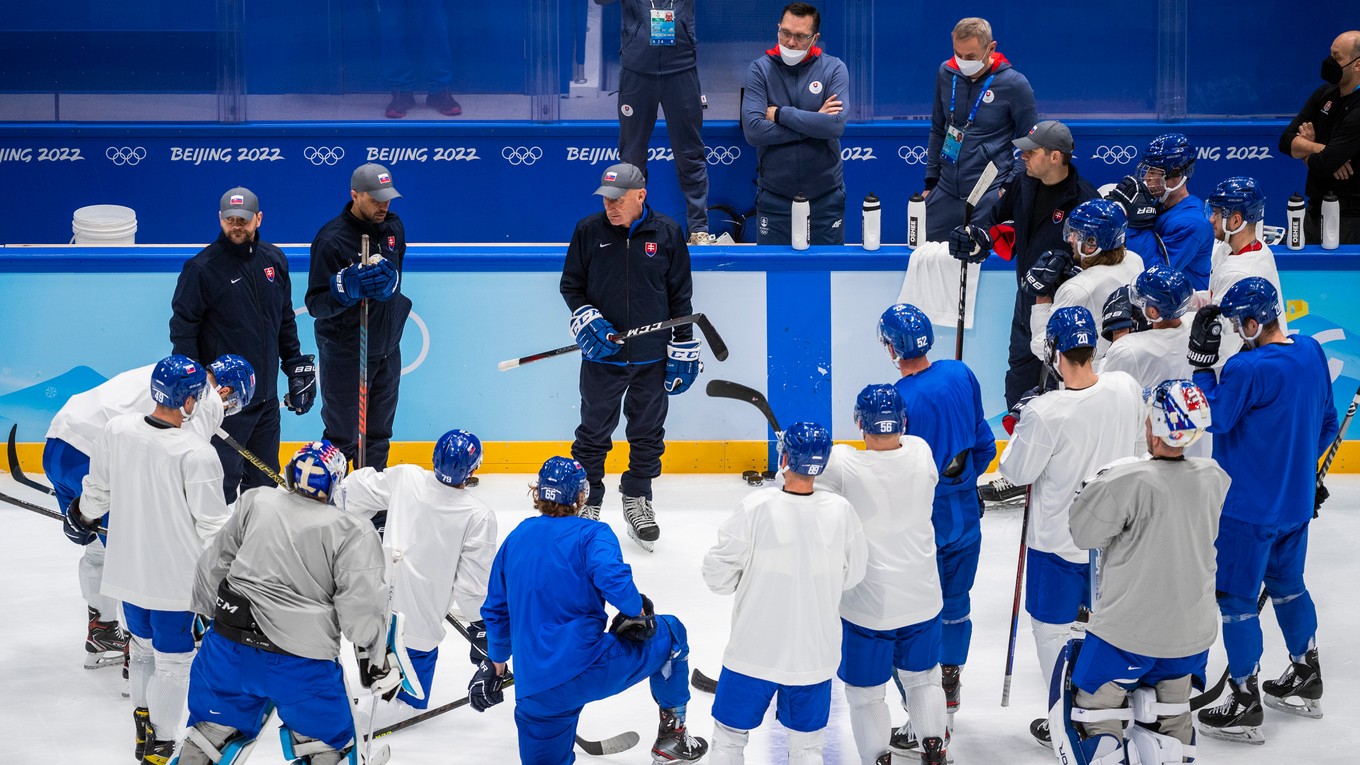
[597,0,713,245]
[923,17,1037,241]
[380,0,461,118]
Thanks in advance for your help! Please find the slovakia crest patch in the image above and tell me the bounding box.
[387,236,396,250]
[645,241,658,255]
[1052,209,1065,224]
[263,266,275,282]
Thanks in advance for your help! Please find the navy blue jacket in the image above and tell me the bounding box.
[927,53,1037,195]
[597,0,696,75]
[742,47,848,199]
[170,231,302,401]
[560,205,694,364]
[306,204,412,358]
[979,162,1099,283]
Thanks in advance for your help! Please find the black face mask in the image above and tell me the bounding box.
[1321,54,1360,85]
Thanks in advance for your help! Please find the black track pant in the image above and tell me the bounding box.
[214,398,281,503]
[572,360,668,506]
[318,340,402,471]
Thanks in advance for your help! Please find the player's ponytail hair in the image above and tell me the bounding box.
[1079,245,1125,270]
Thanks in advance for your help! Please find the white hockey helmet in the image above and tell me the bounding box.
[1145,379,1211,448]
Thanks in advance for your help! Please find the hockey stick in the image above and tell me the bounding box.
[956,161,998,361]
[690,667,719,694]
[1315,381,1360,513]
[1000,484,1030,707]
[358,234,371,470]
[213,429,287,489]
[7,425,57,496]
[0,489,108,534]
[705,379,782,435]
[499,313,729,371]
[443,614,640,755]
[368,675,517,740]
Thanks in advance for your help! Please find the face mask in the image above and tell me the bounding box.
[956,57,986,77]
[1322,54,1360,85]
[779,44,808,66]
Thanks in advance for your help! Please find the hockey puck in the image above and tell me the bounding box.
[465,476,480,488]
[762,470,777,481]
[741,470,763,486]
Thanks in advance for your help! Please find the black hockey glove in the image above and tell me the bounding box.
[609,594,657,643]
[1002,379,1056,435]
[467,619,489,665]
[1187,305,1224,368]
[1315,482,1330,516]
[948,224,992,264]
[356,644,403,702]
[192,614,211,645]
[468,659,505,712]
[283,355,316,415]
[62,496,97,546]
[1105,175,1157,230]
[1022,249,1081,298]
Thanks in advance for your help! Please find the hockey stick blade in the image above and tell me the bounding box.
[691,313,729,361]
[705,379,782,435]
[690,668,719,694]
[964,161,999,215]
[500,313,721,371]
[7,425,57,496]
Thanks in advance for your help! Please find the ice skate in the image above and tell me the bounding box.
[652,708,707,763]
[133,707,149,761]
[941,664,962,715]
[1263,648,1324,719]
[978,476,1025,504]
[888,722,952,762]
[1197,675,1265,745]
[579,504,602,521]
[85,605,129,669]
[141,720,175,765]
[623,495,659,552]
[1029,717,1052,748]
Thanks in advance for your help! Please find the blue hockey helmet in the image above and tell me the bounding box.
[210,354,256,417]
[150,354,209,410]
[853,384,907,435]
[1219,276,1280,328]
[778,421,833,476]
[536,456,587,505]
[877,303,934,360]
[1146,379,1212,448]
[1130,265,1194,321]
[1139,133,1196,177]
[1046,305,1099,353]
[1206,176,1266,224]
[1064,199,1127,254]
[433,429,483,487]
[287,440,348,501]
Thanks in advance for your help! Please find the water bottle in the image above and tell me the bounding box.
[1322,193,1340,250]
[907,192,926,248]
[791,194,810,251]
[862,192,881,251]
[1287,193,1305,250]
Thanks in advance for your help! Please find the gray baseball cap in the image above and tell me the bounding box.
[593,163,646,199]
[1013,120,1075,153]
[351,163,401,202]
[220,187,259,220]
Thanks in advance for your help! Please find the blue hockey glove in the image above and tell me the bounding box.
[331,263,366,306]
[1022,249,1081,297]
[609,594,657,643]
[948,224,992,264]
[283,355,316,415]
[570,305,621,361]
[1105,175,1157,230]
[664,340,703,395]
[467,619,489,665]
[62,496,97,546]
[364,257,400,302]
[1187,305,1224,368]
[468,660,506,712]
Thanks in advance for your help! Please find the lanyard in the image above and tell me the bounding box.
[649,0,674,8]
[949,73,996,129]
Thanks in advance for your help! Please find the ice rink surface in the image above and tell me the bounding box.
[2,471,1356,764]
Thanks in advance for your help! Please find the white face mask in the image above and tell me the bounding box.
[956,57,987,77]
[779,44,808,66]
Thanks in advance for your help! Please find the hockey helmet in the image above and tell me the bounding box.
[1046,306,1099,353]
[1064,199,1128,254]
[1139,133,1196,180]
[1206,176,1266,224]
[1130,265,1193,321]
[210,354,256,417]
[433,429,483,487]
[287,440,348,501]
[853,384,907,435]
[1146,379,1211,448]
[778,421,833,476]
[1219,276,1280,329]
[877,303,934,360]
[150,354,209,410]
[536,456,587,505]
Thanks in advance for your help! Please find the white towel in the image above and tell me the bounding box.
[897,241,981,329]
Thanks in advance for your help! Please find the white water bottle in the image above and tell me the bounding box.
[792,194,810,250]
[1287,193,1305,250]
[907,192,926,248]
[1322,193,1340,250]
[862,193,881,251]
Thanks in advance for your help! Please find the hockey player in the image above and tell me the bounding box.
[996,307,1144,746]
[1204,176,1288,360]
[817,386,948,765]
[703,422,867,765]
[44,355,252,673]
[1025,199,1145,363]
[879,304,994,722]
[336,428,497,726]
[1186,277,1338,743]
[68,355,232,763]
[1053,379,1230,765]
[175,440,399,765]
[472,456,707,764]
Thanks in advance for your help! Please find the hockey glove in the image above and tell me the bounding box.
[356,643,404,702]
[62,496,97,546]
[570,305,621,361]
[1315,482,1330,516]
[609,594,657,643]
[330,262,366,306]
[468,660,505,712]
[1002,379,1055,435]
[1022,249,1081,298]
[467,619,489,665]
[1106,175,1158,230]
[192,614,211,645]
[1187,305,1224,368]
[948,224,992,264]
[363,258,400,302]
[283,355,316,415]
[664,340,703,395]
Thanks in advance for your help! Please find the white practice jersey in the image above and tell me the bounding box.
[46,363,225,457]
[998,371,1144,563]
[81,413,228,611]
[1030,253,1145,361]
[1208,240,1288,359]
[703,487,867,686]
[1097,323,1212,458]
[818,440,942,631]
[336,465,499,652]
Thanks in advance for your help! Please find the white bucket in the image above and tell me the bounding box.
[71,204,138,244]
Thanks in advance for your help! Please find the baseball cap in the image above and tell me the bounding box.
[1013,120,1075,153]
[593,163,646,199]
[352,163,401,202]
[220,187,259,220]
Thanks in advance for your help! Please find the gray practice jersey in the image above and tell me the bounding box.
[192,486,389,661]
[1069,457,1230,658]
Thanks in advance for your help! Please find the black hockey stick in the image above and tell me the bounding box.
[705,380,782,435]
[956,161,999,361]
[7,425,57,496]
[1000,485,1030,707]
[213,428,287,489]
[0,489,108,534]
[690,667,719,694]
[443,614,640,755]
[1314,381,1360,516]
[368,675,516,740]
[499,313,729,371]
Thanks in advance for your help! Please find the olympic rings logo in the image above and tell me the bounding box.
[705,146,742,165]
[501,146,543,166]
[303,146,346,166]
[897,146,928,165]
[1092,145,1138,165]
[105,146,147,166]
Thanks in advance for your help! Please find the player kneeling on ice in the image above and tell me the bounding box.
[817,386,949,765]
[173,441,405,765]
[472,456,706,764]
[703,423,868,765]
[335,428,498,729]
[1049,380,1229,765]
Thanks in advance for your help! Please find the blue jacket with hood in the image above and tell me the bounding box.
[926,53,1037,197]
[742,45,849,199]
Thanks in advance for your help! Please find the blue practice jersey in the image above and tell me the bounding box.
[894,360,997,545]
[1196,335,1338,527]
[481,515,644,696]
[1157,194,1215,291]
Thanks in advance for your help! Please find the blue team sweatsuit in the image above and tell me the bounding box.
[1156,194,1215,291]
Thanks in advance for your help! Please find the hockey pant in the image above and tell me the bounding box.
[837,617,946,763]
[755,185,846,246]
[710,668,831,765]
[936,520,982,667]
[618,67,710,235]
[213,397,282,503]
[573,359,668,506]
[318,341,401,471]
[124,604,196,740]
[1215,517,1318,679]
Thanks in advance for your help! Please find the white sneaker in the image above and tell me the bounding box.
[688,231,718,245]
